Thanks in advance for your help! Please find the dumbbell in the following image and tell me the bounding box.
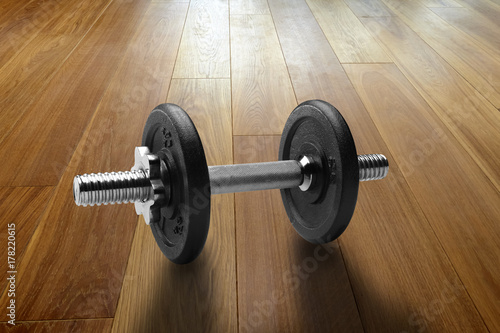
[73,100,388,264]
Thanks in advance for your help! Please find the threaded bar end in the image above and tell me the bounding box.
[358,154,389,181]
[73,171,152,206]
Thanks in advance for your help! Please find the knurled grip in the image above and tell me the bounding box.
[208,160,303,195]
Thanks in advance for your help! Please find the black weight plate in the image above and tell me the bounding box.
[142,104,210,264]
[279,100,359,243]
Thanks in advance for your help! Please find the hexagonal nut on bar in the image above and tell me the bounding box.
[131,147,169,225]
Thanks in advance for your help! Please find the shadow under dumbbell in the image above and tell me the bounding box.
[288,238,364,331]
[290,237,407,332]
[130,210,237,333]
[126,215,406,332]
[142,253,218,332]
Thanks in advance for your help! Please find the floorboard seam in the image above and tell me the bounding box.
[228,1,240,331]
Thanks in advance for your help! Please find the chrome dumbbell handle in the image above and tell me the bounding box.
[73,147,388,207]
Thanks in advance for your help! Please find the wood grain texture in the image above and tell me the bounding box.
[0,319,113,332]
[173,0,230,78]
[112,79,237,332]
[431,7,500,56]
[340,159,488,333]
[345,63,500,332]
[0,0,35,28]
[0,187,54,296]
[454,0,500,25]
[0,0,112,67]
[361,16,500,191]
[0,0,68,66]
[382,0,500,107]
[343,0,393,17]
[267,0,359,103]
[267,1,487,331]
[234,136,363,333]
[0,3,186,321]
[231,14,296,135]
[230,0,270,14]
[0,0,112,142]
[0,0,152,187]
[306,0,391,63]
[418,0,462,7]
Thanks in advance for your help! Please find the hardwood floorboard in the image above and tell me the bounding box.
[231,14,296,135]
[112,79,237,332]
[343,0,393,17]
[0,0,112,142]
[0,0,153,187]
[382,0,500,107]
[361,16,500,191]
[0,0,36,32]
[454,0,500,25]
[173,0,230,78]
[0,0,99,68]
[418,0,463,7]
[0,2,185,321]
[234,135,364,333]
[306,0,391,63]
[0,187,54,297]
[0,0,63,67]
[431,7,500,56]
[0,318,113,332]
[345,63,499,332]
[230,0,270,14]
[340,152,488,333]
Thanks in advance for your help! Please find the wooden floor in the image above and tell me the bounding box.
[1,0,499,331]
